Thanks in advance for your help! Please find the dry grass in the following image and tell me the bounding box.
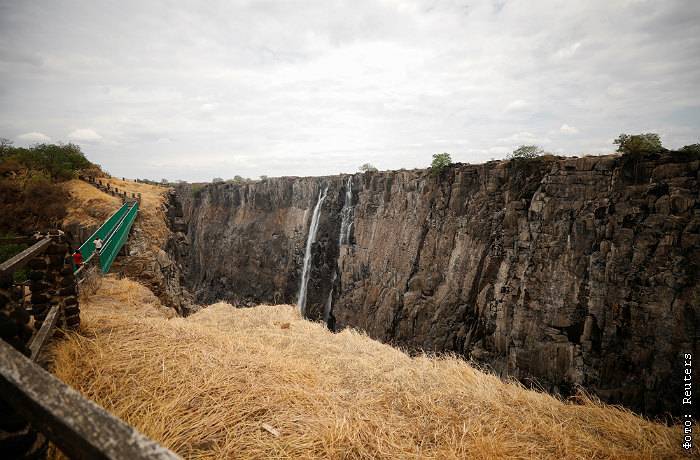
[62,179,122,227]
[52,277,696,459]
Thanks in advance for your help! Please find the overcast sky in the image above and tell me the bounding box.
[1,0,699,181]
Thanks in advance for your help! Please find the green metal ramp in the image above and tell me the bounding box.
[76,201,139,273]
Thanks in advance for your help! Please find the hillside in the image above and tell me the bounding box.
[51,276,696,459]
[63,176,192,312]
[62,179,121,228]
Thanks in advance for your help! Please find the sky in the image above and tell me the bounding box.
[1,0,699,181]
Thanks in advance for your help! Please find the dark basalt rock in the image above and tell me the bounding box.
[167,152,700,417]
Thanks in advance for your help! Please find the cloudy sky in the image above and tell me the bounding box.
[1,0,699,181]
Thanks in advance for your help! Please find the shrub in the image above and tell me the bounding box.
[1,142,94,180]
[613,133,665,156]
[0,138,13,157]
[508,145,543,161]
[17,143,91,180]
[191,184,204,198]
[81,164,106,178]
[226,175,250,184]
[0,157,23,176]
[359,163,378,173]
[0,174,68,234]
[0,235,29,282]
[679,143,700,154]
[430,153,452,176]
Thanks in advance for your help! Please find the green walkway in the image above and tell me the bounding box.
[76,201,139,273]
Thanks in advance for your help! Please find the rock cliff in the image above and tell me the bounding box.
[168,151,699,417]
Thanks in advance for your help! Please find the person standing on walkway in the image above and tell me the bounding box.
[93,237,103,253]
[72,249,83,268]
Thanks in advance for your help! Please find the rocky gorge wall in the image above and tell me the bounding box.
[168,152,699,417]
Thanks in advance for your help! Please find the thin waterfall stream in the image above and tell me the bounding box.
[324,176,354,323]
[298,186,328,315]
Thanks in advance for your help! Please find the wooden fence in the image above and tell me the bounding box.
[79,175,142,204]
[0,235,181,459]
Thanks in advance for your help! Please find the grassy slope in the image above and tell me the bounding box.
[62,179,122,228]
[52,277,696,459]
[63,176,167,246]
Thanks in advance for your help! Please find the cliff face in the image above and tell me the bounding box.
[169,152,699,416]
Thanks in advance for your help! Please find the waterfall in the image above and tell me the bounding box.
[338,176,354,245]
[324,177,354,323]
[298,186,328,315]
[323,272,337,323]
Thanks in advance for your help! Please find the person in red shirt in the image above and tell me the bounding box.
[72,250,83,269]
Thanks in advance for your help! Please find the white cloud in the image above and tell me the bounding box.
[560,124,579,134]
[504,99,531,112]
[498,132,552,146]
[16,131,51,142]
[554,42,582,59]
[199,103,218,113]
[0,0,698,180]
[67,129,102,142]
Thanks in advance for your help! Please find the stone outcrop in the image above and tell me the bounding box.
[168,151,700,417]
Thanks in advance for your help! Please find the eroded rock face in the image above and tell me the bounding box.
[169,152,699,417]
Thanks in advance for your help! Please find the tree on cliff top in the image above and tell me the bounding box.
[430,152,452,176]
[508,145,543,161]
[0,137,12,155]
[680,143,700,154]
[1,142,93,181]
[359,163,378,172]
[614,133,665,156]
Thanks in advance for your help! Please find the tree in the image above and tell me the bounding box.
[613,133,664,156]
[0,138,13,156]
[508,145,543,161]
[359,163,378,172]
[430,152,452,176]
[680,143,700,154]
[2,142,92,180]
[160,178,169,185]
[259,175,268,181]
[212,177,224,183]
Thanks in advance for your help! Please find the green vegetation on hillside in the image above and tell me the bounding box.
[614,133,665,156]
[0,139,93,180]
[0,232,29,282]
[359,163,378,172]
[0,139,98,234]
[680,143,700,154]
[508,145,544,161]
[430,152,452,176]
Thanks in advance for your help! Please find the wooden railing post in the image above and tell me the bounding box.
[0,340,182,460]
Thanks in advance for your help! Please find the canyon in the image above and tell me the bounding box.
[166,151,699,417]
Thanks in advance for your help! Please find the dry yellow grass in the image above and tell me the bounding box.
[62,179,122,227]
[52,277,696,459]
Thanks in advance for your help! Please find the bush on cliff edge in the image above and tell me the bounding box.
[614,133,666,156]
[430,152,452,176]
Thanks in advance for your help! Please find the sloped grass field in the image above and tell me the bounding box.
[51,277,696,459]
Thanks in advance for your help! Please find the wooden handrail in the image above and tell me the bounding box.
[0,237,52,276]
[0,339,181,460]
[27,305,60,361]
